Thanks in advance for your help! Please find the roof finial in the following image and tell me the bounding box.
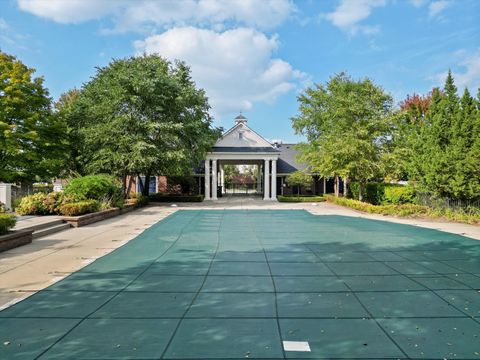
[234,112,247,124]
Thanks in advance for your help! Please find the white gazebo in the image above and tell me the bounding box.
[204,114,279,200]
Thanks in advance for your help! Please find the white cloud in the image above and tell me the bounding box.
[17,0,122,24]
[17,0,295,31]
[434,49,480,91]
[428,0,450,19]
[323,0,386,35]
[135,27,306,118]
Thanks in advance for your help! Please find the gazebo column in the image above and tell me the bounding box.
[271,159,277,200]
[212,159,218,200]
[220,165,225,193]
[205,159,210,200]
[256,164,262,194]
[263,159,270,200]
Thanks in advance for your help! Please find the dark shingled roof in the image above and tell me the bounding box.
[276,143,307,174]
[211,146,279,153]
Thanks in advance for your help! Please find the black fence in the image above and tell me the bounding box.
[416,193,480,212]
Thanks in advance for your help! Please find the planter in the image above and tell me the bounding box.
[0,229,34,252]
[60,204,137,227]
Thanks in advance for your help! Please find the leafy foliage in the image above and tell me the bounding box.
[407,71,480,200]
[67,54,220,196]
[325,195,479,224]
[277,195,324,202]
[58,200,100,216]
[0,51,67,183]
[64,175,123,206]
[285,171,313,195]
[291,72,393,199]
[0,214,16,235]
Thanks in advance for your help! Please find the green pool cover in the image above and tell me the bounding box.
[1,210,479,359]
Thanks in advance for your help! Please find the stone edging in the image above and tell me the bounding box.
[60,204,137,227]
[0,229,34,252]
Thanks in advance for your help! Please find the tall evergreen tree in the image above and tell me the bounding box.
[410,71,480,200]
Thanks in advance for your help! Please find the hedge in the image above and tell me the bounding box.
[348,182,416,205]
[0,214,16,235]
[325,195,480,224]
[278,195,325,203]
[58,200,100,216]
[149,194,204,202]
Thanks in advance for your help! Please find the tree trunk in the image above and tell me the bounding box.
[359,181,364,201]
[334,176,340,197]
[121,173,127,198]
[297,185,300,196]
[142,171,152,197]
[126,175,134,198]
[343,177,348,198]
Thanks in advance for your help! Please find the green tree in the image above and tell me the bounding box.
[291,72,393,200]
[285,171,313,196]
[54,88,85,176]
[0,51,67,183]
[409,71,480,200]
[74,54,220,196]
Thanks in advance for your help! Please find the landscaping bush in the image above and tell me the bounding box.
[58,200,100,216]
[383,185,416,205]
[15,192,70,216]
[348,182,416,205]
[278,195,325,202]
[128,193,150,206]
[324,194,479,224]
[16,192,50,215]
[0,214,16,235]
[149,193,204,202]
[64,175,123,207]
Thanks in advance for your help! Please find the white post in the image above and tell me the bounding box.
[256,164,262,193]
[212,159,218,200]
[263,159,270,200]
[205,159,211,200]
[220,165,225,193]
[271,159,277,200]
[0,183,12,212]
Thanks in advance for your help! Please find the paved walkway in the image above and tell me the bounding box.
[1,208,479,359]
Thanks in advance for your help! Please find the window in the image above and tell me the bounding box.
[239,132,244,140]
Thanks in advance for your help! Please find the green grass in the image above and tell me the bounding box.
[278,195,325,203]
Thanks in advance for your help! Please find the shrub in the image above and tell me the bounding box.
[278,195,325,202]
[16,192,50,215]
[128,193,150,206]
[0,214,16,235]
[64,175,123,206]
[324,194,480,224]
[348,182,416,205]
[149,193,204,202]
[383,185,416,205]
[15,192,69,216]
[59,200,100,216]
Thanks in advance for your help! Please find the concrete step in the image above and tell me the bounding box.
[19,219,65,233]
[32,223,71,239]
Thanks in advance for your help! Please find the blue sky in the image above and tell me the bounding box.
[1,0,479,142]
